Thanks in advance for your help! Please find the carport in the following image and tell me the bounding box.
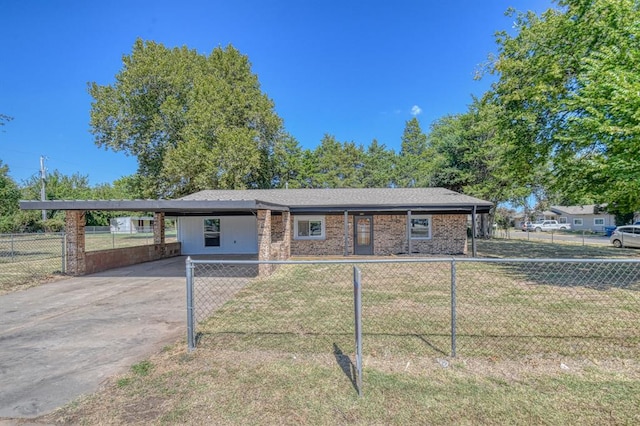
[19,199,290,276]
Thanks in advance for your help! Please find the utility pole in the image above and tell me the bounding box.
[40,156,46,221]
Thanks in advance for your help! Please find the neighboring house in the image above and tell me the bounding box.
[549,205,615,232]
[109,216,154,234]
[20,188,492,275]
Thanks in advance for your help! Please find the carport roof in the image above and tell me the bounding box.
[20,187,492,214]
[19,199,289,213]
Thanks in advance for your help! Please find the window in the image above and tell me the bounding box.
[594,218,605,226]
[573,218,583,226]
[204,218,220,247]
[558,217,568,224]
[294,216,325,240]
[410,215,431,239]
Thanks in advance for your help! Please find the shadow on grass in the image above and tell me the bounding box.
[474,240,640,290]
[414,334,449,356]
[333,343,359,394]
[194,331,451,356]
[494,261,640,291]
[475,239,639,259]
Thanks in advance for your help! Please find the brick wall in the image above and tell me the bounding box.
[84,242,182,275]
[291,214,352,256]
[290,213,467,256]
[410,214,468,255]
[271,213,284,242]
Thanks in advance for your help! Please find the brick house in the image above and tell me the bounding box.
[20,188,492,275]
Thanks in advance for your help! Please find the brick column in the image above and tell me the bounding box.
[65,210,86,275]
[282,211,291,260]
[153,212,165,256]
[257,209,272,276]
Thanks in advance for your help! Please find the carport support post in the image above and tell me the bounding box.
[65,210,86,275]
[153,212,166,256]
[257,209,272,276]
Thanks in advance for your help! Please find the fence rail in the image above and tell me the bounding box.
[187,257,640,361]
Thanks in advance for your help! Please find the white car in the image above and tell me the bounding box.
[528,220,571,232]
[610,225,640,248]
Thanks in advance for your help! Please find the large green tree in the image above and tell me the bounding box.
[487,0,640,213]
[308,135,364,188]
[361,139,395,188]
[396,118,430,187]
[89,39,285,197]
[429,100,531,232]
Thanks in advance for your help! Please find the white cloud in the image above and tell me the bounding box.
[411,105,422,116]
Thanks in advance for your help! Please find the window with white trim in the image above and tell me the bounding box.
[594,218,605,226]
[204,218,221,247]
[294,216,325,240]
[558,217,568,224]
[410,215,432,239]
[573,218,583,226]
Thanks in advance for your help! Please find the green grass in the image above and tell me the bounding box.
[44,345,640,425]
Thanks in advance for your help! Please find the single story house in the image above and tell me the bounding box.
[518,204,615,233]
[110,216,154,234]
[532,205,615,232]
[20,188,492,276]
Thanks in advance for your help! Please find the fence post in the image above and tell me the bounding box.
[353,266,363,397]
[451,259,457,358]
[186,256,196,351]
[10,234,15,261]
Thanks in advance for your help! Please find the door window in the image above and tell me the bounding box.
[356,217,371,246]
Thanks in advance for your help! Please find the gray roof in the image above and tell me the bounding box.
[181,188,492,213]
[551,205,601,215]
[20,188,492,214]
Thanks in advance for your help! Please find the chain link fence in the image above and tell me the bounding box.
[187,258,640,360]
[0,233,65,293]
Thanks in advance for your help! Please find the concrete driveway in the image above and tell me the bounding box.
[0,256,190,419]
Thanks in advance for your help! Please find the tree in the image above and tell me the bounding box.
[486,0,640,213]
[396,118,430,187]
[271,133,305,188]
[0,114,12,129]
[89,39,285,197]
[428,100,531,235]
[309,135,364,188]
[0,161,21,232]
[361,139,395,188]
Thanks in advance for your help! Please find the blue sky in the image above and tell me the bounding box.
[1,0,554,186]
